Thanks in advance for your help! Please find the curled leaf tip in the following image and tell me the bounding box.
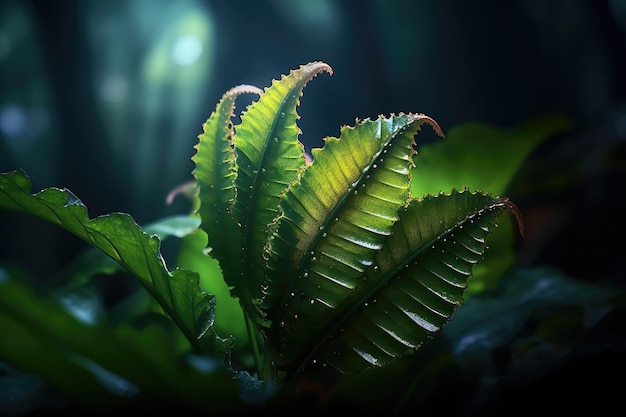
[303,60,333,75]
[417,113,445,138]
[497,196,525,237]
[166,180,196,205]
[298,61,334,80]
[225,84,264,97]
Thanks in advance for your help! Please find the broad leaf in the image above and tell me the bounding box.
[411,113,570,295]
[410,113,571,198]
[175,227,251,367]
[0,269,242,413]
[44,215,201,293]
[192,62,333,326]
[230,61,332,322]
[265,114,443,367]
[0,170,227,355]
[192,84,262,306]
[286,189,520,382]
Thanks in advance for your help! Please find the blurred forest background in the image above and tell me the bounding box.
[1,0,625,413]
[2,0,626,277]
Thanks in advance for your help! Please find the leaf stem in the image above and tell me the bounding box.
[244,314,264,378]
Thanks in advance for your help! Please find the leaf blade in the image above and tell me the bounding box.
[264,114,442,368]
[192,84,262,299]
[0,170,228,355]
[292,189,519,382]
[230,61,332,322]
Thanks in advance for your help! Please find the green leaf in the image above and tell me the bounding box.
[411,113,570,198]
[288,189,520,382]
[0,269,242,413]
[44,215,201,293]
[142,214,201,239]
[192,84,262,302]
[230,61,333,322]
[410,113,570,294]
[0,170,227,355]
[264,114,443,367]
[175,227,251,368]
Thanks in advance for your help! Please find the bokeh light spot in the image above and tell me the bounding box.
[171,35,203,66]
[99,75,129,103]
[0,104,26,139]
[0,104,50,154]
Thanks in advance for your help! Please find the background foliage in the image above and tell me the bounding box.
[1,0,625,414]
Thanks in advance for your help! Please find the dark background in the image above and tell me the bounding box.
[1,0,625,414]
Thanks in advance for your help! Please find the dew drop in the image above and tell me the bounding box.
[322,232,327,238]
[273,137,279,143]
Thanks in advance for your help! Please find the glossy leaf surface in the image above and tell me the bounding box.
[193,62,332,324]
[192,84,262,309]
[264,113,443,367]
[297,190,516,381]
[0,268,241,413]
[191,61,521,383]
[0,170,227,355]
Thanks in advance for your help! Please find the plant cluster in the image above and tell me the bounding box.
[1,61,590,415]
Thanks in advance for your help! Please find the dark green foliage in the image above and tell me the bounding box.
[2,61,605,415]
